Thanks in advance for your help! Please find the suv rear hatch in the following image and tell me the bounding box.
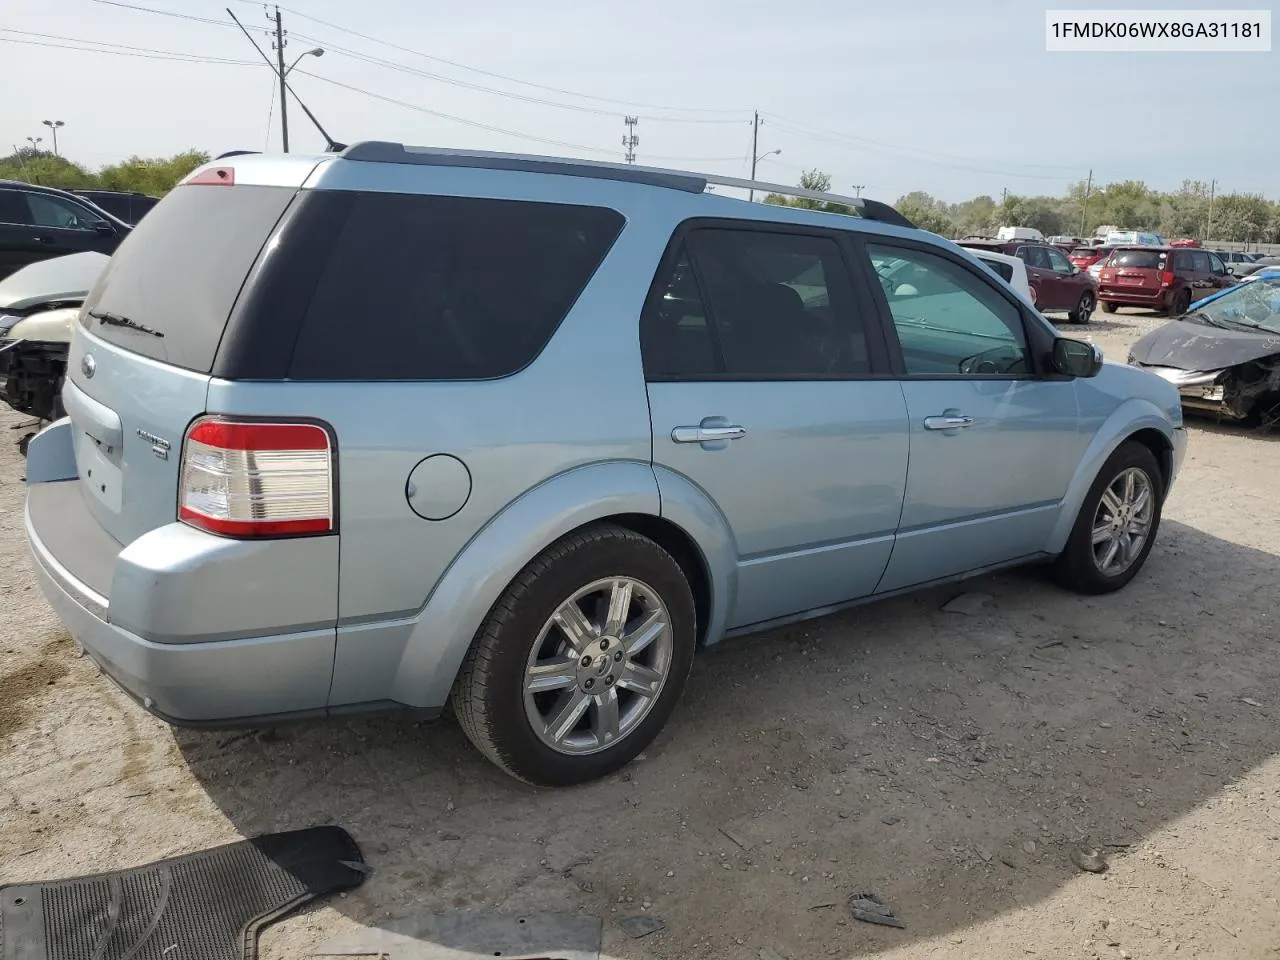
[64,179,299,547]
[1099,248,1167,296]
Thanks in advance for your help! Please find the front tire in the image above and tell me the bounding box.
[452,523,696,786]
[1069,291,1095,324]
[1053,441,1164,595]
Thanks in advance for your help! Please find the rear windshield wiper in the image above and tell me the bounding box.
[88,310,164,339]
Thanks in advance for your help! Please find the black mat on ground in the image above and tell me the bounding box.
[0,825,366,960]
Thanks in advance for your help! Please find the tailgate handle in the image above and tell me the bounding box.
[62,378,123,450]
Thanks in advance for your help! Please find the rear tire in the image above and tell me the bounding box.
[1053,441,1164,595]
[1069,291,1095,324]
[1168,289,1191,316]
[1101,300,1118,314]
[451,522,696,786]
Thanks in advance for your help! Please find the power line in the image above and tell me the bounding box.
[88,0,239,28]
[291,69,743,163]
[763,114,1079,181]
[765,112,1081,173]
[275,4,744,116]
[0,32,256,64]
[285,29,743,124]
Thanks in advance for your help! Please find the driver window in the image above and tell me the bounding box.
[25,194,97,231]
[1045,247,1073,274]
[642,228,870,379]
[867,243,1031,377]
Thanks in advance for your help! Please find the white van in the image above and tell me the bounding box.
[996,226,1045,241]
[1104,230,1164,247]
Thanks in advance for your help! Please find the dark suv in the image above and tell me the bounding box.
[1097,246,1235,315]
[960,239,1098,323]
[0,181,131,281]
[71,190,161,226]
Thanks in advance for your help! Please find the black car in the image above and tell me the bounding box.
[0,180,131,281]
[71,189,161,225]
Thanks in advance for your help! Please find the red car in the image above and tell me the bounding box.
[1097,245,1235,315]
[960,239,1099,322]
[1068,245,1113,271]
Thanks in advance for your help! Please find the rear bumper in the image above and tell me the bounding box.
[1098,286,1169,307]
[25,478,340,724]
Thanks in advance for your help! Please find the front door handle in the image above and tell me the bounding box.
[923,415,975,431]
[671,424,746,443]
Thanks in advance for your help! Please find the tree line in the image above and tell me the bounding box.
[5,148,1277,244]
[0,147,210,197]
[768,169,1280,244]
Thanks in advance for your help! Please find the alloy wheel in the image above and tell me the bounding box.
[1091,466,1154,577]
[523,577,673,756]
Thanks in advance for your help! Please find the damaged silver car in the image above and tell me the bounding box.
[1128,268,1280,428]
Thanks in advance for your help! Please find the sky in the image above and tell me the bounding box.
[2,0,1278,204]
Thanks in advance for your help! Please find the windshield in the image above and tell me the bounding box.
[1194,275,1280,333]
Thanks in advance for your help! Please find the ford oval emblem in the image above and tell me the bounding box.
[81,353,96,378]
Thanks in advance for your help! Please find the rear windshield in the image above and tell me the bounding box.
[80,184,295,372]
[1070,247,1098,257]
[1109,250,1165,269]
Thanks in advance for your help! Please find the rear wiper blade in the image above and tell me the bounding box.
[88,310,164,338]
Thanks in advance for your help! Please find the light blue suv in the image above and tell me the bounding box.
[24,143,1187,785]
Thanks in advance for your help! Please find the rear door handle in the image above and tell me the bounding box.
[671,424,746,443]
[923,415,974,431]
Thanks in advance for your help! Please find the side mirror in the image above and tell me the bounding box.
[1052,338,1103,378]
[1225,265,1235,275]
[1070,264,1080,275]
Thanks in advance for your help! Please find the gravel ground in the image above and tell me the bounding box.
[2,307,1279,960]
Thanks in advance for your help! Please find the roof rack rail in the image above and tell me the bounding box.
[340,141,916,230]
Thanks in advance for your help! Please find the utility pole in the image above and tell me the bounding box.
[1206,179,1217,240]
[1001,186,1008,205]
[269,5,289,152]
[748,111,760,202]
[1079,168,1093,236]
[622,116,638,165]
[851,184,864,198]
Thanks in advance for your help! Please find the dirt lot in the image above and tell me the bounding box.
[2,308,1279,960]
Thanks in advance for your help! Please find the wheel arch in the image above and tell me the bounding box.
[1046,402,1176,554]
[386,459,734,710]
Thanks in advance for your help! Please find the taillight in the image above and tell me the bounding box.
[1160,270,1175,286]
[178,418,335,538]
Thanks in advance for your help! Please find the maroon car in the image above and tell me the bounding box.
[1097,245,1235,315]
[960,239,1099,323]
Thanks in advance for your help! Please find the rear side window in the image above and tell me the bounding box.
[81,184,296,372]
[288,193,623,380]
[1110,250,1164,269]
[978,257,1014,282]
[642,228,873,380]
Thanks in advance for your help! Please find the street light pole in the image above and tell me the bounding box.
[42,120,65,156]
[285,47,324,77]
[25,136,42,153]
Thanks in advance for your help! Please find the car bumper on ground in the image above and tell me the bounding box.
[25,478,339,726]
